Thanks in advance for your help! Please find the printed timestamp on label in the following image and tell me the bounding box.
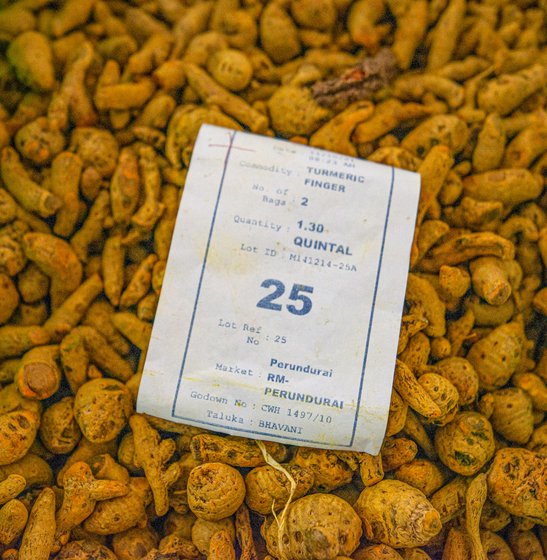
[137,124,420,454]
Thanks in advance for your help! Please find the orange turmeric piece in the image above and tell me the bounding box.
[55,461,129,545]
[129,414,181,516]
[22,232,83,309]
[15,345,61,400]
[209,530,236,560]
[0,147,61,218]
[18,487,56,560]
[187,462,245,521]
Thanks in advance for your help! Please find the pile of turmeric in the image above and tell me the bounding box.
[0,0,545,559]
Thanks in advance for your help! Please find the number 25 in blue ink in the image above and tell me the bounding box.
[257,279,313,316]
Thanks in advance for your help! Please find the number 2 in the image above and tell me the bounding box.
[256,279,284,311]
[257,279,314,315]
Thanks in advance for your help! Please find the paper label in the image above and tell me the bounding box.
[137,125,420,453]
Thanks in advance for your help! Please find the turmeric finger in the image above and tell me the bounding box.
[110,147,141,226]
[347,0,387,53]
[463,168,542,210]
[401,115,469,158]
[102,233,125,307]
[1,147,61,218]
[503,124,547,169]
[18,487,56,560]
[394,360,442,420]
[259,1,301,64]
[50,152,83,238]
[0,5,35,40]
[310,101,374,157]
[235,504,258,560]
[129,414,181,516]
[58,41,98,128]
[191,434,287,467]
[512,372,547,412]
[154,185,179,260]
[0,474,25,505]
[129,145,164,233]
[0,189,17,226]
[112,312,152,352]
[388,0,427,70]
[6,31,55,92]
[59,328,89,394]
[480,388,534,445]
[469,257,512,306]
[472,113,506,173]
[430,476,468,524]
[70,190,110,262]
[22,232,83,309]
[120,254,158,308]
[465,474,487,560]
[83,300,130,356]
[184,63,269,133]
[209,530,236,560]
[439,53,489,79]
[426,0,466,71]
[477,64,545,116]
[418,232,515,272]
[128,33,173,75]
[43,273,103,340]
[0,325,50,360]
[0,453,51,490]
[394,74,464,109]
[50,0,94,37]
[0,499,28,546]
[0,273,19,325]
[416,146,454,227]
[405,274,446,337]
[78,325,133,382]
[403,409,437,460]
[94,79,156,111]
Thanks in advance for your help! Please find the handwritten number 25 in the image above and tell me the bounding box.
[257,279,313,316]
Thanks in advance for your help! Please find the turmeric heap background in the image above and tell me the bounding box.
[0,0,546,559]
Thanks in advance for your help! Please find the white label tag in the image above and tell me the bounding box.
[137,125,420,453]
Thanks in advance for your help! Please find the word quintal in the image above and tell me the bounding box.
[270,358,333,378]
[264,387,344,409]
[294,236,352,255]
[258,420,303,435]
